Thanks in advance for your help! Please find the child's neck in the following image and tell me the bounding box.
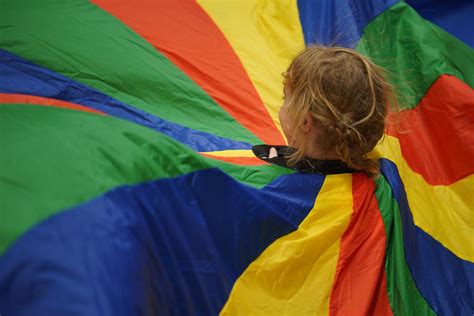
[304,146,339,161]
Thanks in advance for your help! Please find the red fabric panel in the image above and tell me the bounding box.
[0,93,105,115]
[92,0,285,144]
[386,75,474,185]
[329,174,393,316]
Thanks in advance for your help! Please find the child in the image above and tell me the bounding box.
[253,45,396,178]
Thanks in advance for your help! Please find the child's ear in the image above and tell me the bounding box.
[302,112,313,133]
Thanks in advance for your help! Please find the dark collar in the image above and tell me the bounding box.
[252,145,356,175]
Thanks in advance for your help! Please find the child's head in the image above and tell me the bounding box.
[279,45,396,177]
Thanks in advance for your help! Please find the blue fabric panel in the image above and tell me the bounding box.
[380,159,474,315]
[407,0,474,48]
[0,168,324,316]
[296,0,398,47]
[0,49,252,152]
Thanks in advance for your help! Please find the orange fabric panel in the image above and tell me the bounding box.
[0,93,104,115]
[200,153,267,166]
[386,75,474,185]
[92,0,285,144]
[329,174,392,316]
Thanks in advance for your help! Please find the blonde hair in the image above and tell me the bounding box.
[283,45,397,178]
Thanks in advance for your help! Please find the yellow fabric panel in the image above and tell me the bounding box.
[197,0,305,140]
[376,135,474,262]
[201,150,255,158]
[220,175,354,315]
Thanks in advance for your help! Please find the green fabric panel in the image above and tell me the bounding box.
[374,176,435,316]
[0,105,290,254]
[357,2,474,110]
[0,0,259,143]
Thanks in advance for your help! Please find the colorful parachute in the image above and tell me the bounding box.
[0,0,473,315]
